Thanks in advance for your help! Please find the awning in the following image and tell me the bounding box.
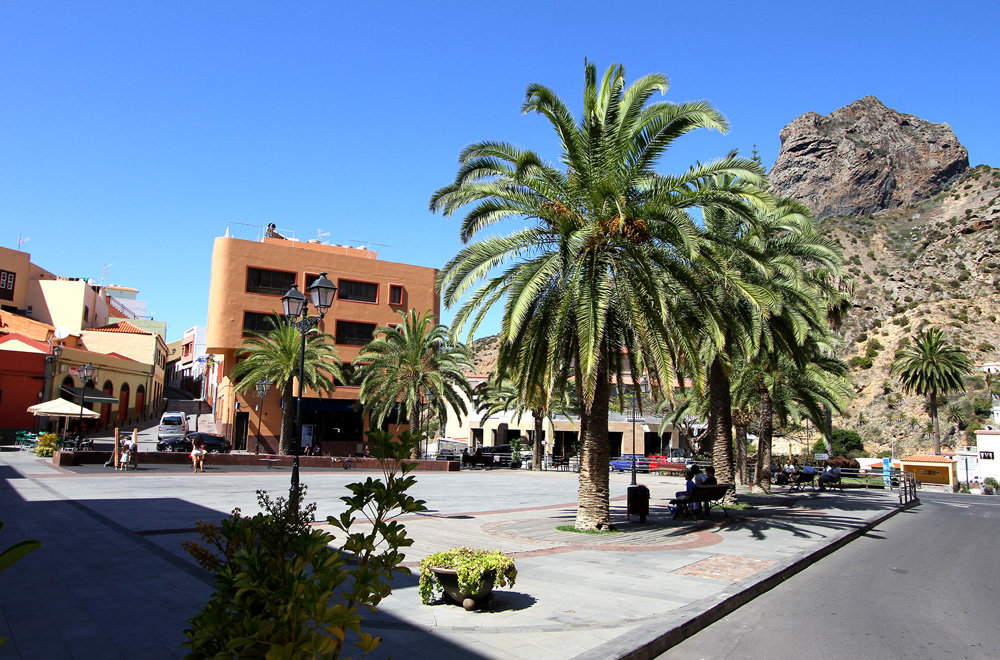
[60,386,119,404]
[28,398,100,418]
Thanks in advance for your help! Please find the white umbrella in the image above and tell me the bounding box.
[27,398,100,418]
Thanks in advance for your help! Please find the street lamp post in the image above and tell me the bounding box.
[77,362,95,440]
[281,273,337,504]
[630,376,650,486]
[253,378,272,455]
[44,344,62,433]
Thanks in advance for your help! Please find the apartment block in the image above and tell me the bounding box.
[206,233,439,454]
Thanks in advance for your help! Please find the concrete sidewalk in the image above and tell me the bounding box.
[0,450,910,659]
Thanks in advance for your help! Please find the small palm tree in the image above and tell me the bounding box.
[230,315,343,455]
[355,310,473,459]
[892,327,972,455]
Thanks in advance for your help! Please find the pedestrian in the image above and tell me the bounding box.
[191,436,206,472]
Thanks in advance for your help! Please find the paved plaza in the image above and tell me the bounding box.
[0,449,908,659]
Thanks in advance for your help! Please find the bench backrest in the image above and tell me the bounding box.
[690,484,731,501]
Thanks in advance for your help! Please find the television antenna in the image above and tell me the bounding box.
[316,229,330,242]
[101,262,114,285]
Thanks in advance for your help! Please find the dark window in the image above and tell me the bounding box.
[243,312,276,335]
[388,284,404,305]
[336,320,376,346]
[337,279,378,303]
[246,267,296,296]
[0,269,14,301]
[305,273,320,290]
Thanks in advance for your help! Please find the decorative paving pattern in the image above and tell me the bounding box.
[671,553,777,581]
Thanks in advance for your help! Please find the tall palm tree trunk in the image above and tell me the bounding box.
[709,355,736,504]
[532,411,544,470]
[280,381,296,455]
[754,384,774,493]
[930,390,940,455]
[576,367,612,530]
[733,420,748,486]
[408,406,420,460]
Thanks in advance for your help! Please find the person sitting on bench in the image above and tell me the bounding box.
[673,470,697,513]
[818,464,841,490]
[702,466,718,485]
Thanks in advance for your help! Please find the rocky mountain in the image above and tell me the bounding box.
[771,97,1000,457]
[769,96,968,219]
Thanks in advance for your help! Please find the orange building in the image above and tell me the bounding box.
[206,233,439,454]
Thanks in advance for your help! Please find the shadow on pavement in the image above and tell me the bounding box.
[0,468,493,659]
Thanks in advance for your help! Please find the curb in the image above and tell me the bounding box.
[575,498,921,660]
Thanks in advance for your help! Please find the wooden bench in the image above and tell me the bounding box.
[669,484,731,519]
[259,456,281,469]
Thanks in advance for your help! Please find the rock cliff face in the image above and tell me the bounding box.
[769,96,969,219]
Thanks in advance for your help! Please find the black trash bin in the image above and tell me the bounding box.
[627,484,650,523]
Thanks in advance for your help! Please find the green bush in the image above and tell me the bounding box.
[831,429,864,455]
[183,430,427,659]
[848,355,873,369]
[34,433,60,458]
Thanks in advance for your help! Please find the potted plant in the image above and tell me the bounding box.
[509,438,523,469]
[419,547,517,610]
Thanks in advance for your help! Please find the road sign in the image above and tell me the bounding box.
[814,453,829,460]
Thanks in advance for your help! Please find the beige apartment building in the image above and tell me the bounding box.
[206,232,439,454]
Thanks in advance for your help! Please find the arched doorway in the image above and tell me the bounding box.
[118,383,130,424]
[135,384,146,419]
[100,380,114,426]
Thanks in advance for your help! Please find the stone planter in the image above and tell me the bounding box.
[429,568,495,610]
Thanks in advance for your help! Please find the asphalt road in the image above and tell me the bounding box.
[663,492,1000,660]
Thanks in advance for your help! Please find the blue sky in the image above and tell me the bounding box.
[3,1,998,342]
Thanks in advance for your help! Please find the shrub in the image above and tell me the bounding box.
[34,433,60,458]
[831,428,864,455]
[984,477,999,490]
[183,430,427,659]
[978,342,994,352]
[848,355,873,369]
[827,456,860,469]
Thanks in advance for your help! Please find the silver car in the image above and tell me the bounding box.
[157,412,188,441]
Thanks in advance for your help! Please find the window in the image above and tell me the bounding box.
[337,279,378,303]
[981,451,995,460]
[0,269,14,301]
[388,284,404,305]
[246,267,296,296]
[242,311,276,335]
[336,320,376,346]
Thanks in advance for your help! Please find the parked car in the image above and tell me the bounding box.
[465,445,514,468]
[157,412,189,442]
[157,432,231,454]
[647,456,686,472]
[609,454,651,472]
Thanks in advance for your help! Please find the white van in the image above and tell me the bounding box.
[157,412,189,441]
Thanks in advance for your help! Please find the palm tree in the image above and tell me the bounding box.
[892,327,972,455]
[355,310,474,459]
[432,61,768,529]
[230,315,343,455]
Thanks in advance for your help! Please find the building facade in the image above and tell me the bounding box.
[205,233,439,454]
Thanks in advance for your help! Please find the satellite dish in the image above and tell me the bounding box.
[54,327,70,340]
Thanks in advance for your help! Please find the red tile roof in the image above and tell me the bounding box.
[88,321,151,335]
[0,333,52,353]
[901,454,955,463]
[0,311,54,342]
